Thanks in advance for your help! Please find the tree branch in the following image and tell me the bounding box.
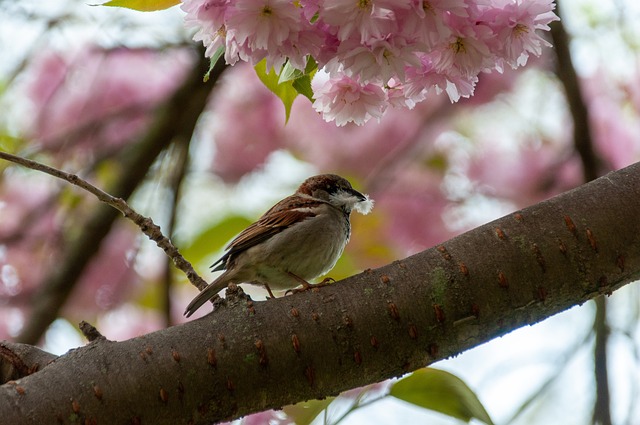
[0,150,208,293]
[550,14,600,181]
[1,161,639,424]
[592,296,612,425]
[0,341,57,383]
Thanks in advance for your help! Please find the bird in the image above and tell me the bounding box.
[184,174,373,317]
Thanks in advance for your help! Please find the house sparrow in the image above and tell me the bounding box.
[184,174,373,317]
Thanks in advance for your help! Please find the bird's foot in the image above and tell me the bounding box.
[263,283,276,299]
[285,277,335,295]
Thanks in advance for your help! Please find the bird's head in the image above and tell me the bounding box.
[297,174,374,215]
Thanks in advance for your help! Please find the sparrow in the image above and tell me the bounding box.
[184,174,373,317]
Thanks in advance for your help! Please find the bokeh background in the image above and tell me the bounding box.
[1,1,640,424]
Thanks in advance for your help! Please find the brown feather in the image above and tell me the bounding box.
[210,196,322,271]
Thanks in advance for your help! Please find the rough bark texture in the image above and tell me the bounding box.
[2,162,640,425]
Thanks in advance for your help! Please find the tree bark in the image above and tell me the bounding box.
[2,162,640,425]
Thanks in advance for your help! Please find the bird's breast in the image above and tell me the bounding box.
[258,207,350,282]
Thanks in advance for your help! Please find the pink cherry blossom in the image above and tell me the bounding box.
[224,0,306,69]
[228,0,300,49]
[312,74,387,126]
[182,0,229,32]
[482,0,558,68]
[321,0,405,42]
[403,53,478,103]
[327,35,422,84]
[181,0,558,124]
[433,15,495,78]
[397,0,466,48]
[287,97,446,175]
[181,0,230,57]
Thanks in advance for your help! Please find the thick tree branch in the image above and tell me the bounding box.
[9,51,225,345]
[0,342,57,382]
[1,162,639,424]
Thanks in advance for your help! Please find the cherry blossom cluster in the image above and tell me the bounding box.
[182,0,557,125]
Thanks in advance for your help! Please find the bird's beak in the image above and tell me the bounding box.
[351,188,367,202]
[352,189,374,215]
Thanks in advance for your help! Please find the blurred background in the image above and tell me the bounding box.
[1,1,639,424]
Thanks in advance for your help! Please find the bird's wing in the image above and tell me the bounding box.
[210,196,321,271]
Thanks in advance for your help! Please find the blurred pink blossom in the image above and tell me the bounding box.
[0,171,140,321]
[206,62,452,181]
[0,173,61,301]
[286,97,447,176]
[581,69,640,170]
[467,140,582,206]
[66,221,141,316]
[208,63,288,182]
[24,46,193,159]
[374,167,454,255]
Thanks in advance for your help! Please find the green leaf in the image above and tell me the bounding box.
[204,47,225,83]
[254,59,299,123]
[0,134,23,153]
[278,61,304,84]
[180,216,253,266]
[304,56,318,75]
[292,74,314,102]
[389,368,494,425]
[99,0,179,11]
[278,58,317,103]
[278,57,317,84]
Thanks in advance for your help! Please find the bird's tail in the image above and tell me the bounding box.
[183,274,229,317]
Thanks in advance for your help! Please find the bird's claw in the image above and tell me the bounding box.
[285,277,336,295]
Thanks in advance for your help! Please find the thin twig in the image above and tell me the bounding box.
[0,151,208,292]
